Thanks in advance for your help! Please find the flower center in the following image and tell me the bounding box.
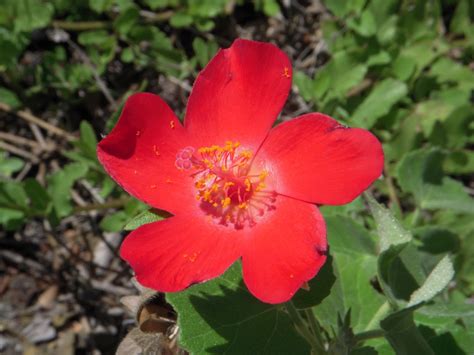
[175,141,276,229]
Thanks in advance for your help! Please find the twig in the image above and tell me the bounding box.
[0,140,39,163]
[286,301,326,354]
[43,220,123,274]
[52,10,174,32]
[73,197,131,213]
[0,132,41,150]
[80,179,105,204]
[139,10,174,22]
[67,40,118,109]
[52,20,110,31]
[353,329,385,343]
[71,189,87,207]
[347,78,373,98]
[0,102,76,141]
[383,167,402,215]
[0,250,45,273]
[28,122,48,149]
[90,279,133,296]
[167,76,192,93]
[15,162,32,181]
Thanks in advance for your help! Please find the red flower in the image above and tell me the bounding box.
[97,39,383,304]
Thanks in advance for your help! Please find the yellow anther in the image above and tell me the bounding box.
[245,178,251,192]
[203,190,211,201]
[239,202,248,209]
[221,197,231,208]
[223,182,234,189]
[241,150,252,159]
[213,202,218,207]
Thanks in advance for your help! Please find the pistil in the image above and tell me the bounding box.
[175,141,276,229]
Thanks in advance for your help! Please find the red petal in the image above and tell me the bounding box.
[184,39,292,150]
[242,197,327,304]
[97,93,196,214]
[121,213,242,292]
[254,113,384,205]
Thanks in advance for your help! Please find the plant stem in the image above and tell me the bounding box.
[411,207,421,227]
[73,197,131,212]
[52,20,110,31]
[364,301,391,331]
[304,309,327,345]
[353,329,385,343]
[286,301,326,354]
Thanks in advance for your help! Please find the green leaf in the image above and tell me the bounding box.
[347,10,377,37]
[143,0,171,10]
[166,263,310,354]
[0,181,27,230]
[378,243,426,304]
[376,15,398,44]
[308,216,384,331]
[0,153,24,177]
[169,12,193,28]
[443,150,474,175]
[397,148,474,213]
[415,303,474,327]
[313,252,385,332]
[364,193,412,253]
[100,211,128,232]
[324,0,348,17]
[0,207,25,230]
[414,226,460,255]
[391,55,416,81]
[430,57,474,91]
[124,209,166,231]
[315,51,367,101]
[0,181,28,208]
[351,79,408,129]
[192,37,217,68]
[262,0,280,16]
[450,0,471,35]
[114,6,140,35]
[48,163,88,218]
[24,178,51,214]
[380,307,434,355]
[325,215,377,256]
[76,120,98,160]
[364,194,426,304]
[399,39,449,78]
[407,256,454,307]
[294,71,314,102]
[11,0,54,32]
[89,0,113,13]
[292,254,336,309]
[0,87,21,108]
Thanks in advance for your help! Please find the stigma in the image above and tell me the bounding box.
[175,141,276,229]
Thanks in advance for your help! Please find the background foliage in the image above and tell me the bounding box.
[0,0,473,354]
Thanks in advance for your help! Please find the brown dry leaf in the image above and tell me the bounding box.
[138,303,175,334]
[36,285,59,309]
[116,327,171,355]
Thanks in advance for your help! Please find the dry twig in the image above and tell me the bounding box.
[0,102,76,141]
